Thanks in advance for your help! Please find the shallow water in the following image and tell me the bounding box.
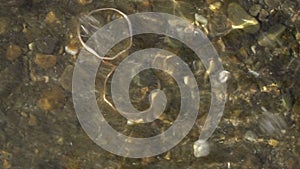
[0,0,299,168]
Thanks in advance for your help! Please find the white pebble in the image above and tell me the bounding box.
[193,139,210,157]
[218,70,230,83]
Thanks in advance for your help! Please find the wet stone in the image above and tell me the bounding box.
[77,0,93,5]
[257,24,286,48]
[208,13,231,37]
[28,113,37,126]
[59,65,74,92]
[34,53,57,69]
[244,130,258,142]
[34,37,59,54]
[249,4,262,17]
[227,2,260,33]
[258,110,287,137]
[37,86,66,111]
[258,9,269,21]
[264,0,281,9]
[45,11,60,24]
[6,44,22,61]
[0,17,9,35]
[295,32,300,42]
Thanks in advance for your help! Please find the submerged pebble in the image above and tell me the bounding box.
[37,86,66,111]
[59,65,74,92]
[258,109,287,137]
[0,17,9,35]
[244,130,258,142]
[257,24,286,48]
[227,2,260,33]
[76,0,93,5]
[45,11,60,24]
[249,4,262,17]
[34,53,57,69]
[193,139,210,157]
[6,44,22,61]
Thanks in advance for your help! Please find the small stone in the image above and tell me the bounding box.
[258,9,269,21]
[28,113,37,126]
[264,0,280,9]
[45,11,60,24]
[195,13,208,26]
[218,70,230,83]
[37,98,52,111]
[292,100,300,114]
[59,65,74,92]
[209,2,222,12]
[164,151,171,160]
[257,24,286,48]
[258,109,287,137]
[249,4,262,17]
[56,137,64,145]
[37,86,66,111]
[6,44,22,61]
[295,32,300,42]
[65,39,79,55]
[244,130,258,142]
[20,112,28,117]
[268,139,279,147]
[0,17,9,35]
[34,53,57,69]
[227,2,260,33]
[208,13,232,37]
[193,139,210,157]
[35,37,59,54]
[76,0,93,5]
[3,159,11,169]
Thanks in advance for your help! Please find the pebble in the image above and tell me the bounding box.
[193,139,210,157]
[59,65,74,92]
[244,130,258,142]
[209,2,222,12]
[37,86,66,111]
[264,0,280,9]
[267,138,279,147]
[28,113,37,126]
[0,17,9,35]
[249,4,262,17]
[258,109,287,137]
[295,32,300,42]
[45,11,60,24]
[6,44,22,61]
[76,0,93,5]
[35,37,59,54]
[208,13,231,37]
[65,39,79,55]
[34,53,57,69]
[227,2,260,33]
[195,13,208,26]
[218,70,230,83]
[257,24,286,48]
[258,9,269,21]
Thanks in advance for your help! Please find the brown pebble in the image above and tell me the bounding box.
[0,17,9,35]
[6,44,22,61]
[3,159,11,169]
[45,11,60,24]
[28,113,37,126]
[59,65,74,92]
[37,86,66,111]
[77,0,93,5]
[34,53,57,69]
